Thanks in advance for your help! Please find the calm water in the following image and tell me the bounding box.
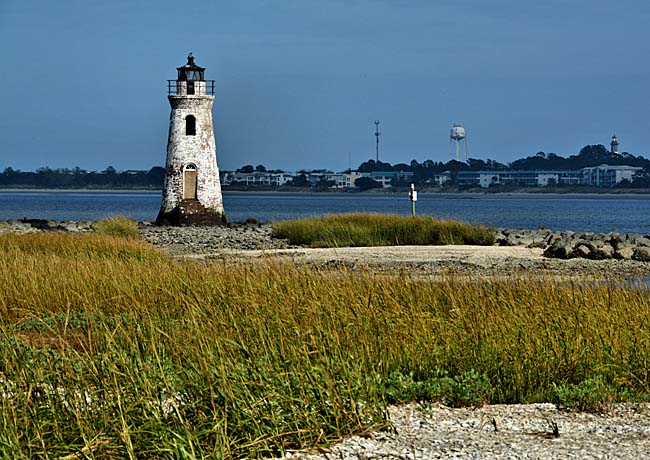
[1,190,650,234]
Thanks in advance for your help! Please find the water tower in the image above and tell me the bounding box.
[449,123,468,161]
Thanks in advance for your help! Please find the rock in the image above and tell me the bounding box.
[572,244,591,258]
[589,243,615,260]
[633,247,650,262]
[637,237,650,247]
[615,245,634,260]
[607,232,624,244]
[527,239,547,249]
[544,240,574,259]
[546,233,563,246]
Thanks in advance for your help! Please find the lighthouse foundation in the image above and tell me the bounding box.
[155,200,226,226]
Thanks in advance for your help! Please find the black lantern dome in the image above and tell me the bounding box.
[177,53,205,81]
[168,53,215,96]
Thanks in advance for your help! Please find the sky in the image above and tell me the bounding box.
[1,0,650,172]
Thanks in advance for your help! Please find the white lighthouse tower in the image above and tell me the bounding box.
[156,53,226,225]
[610,134,619,155]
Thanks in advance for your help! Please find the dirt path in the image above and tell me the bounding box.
[180,245,650,278]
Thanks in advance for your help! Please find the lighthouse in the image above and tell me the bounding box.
[610,134,619,155]
[156,53,226,225]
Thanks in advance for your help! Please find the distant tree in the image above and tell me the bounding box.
[357,159,394,172]
[467,158,487,170]
[444,160,470,172]
[288,173,309,187]
[146,166,165,186]
[354,177,382,190]
[390,176,412,187]
[255,164,267,172]
[237,165,255,173]
[630,171,650,187]
[392,163,413,172]
[314,177,335,190]
[485,159,508,170]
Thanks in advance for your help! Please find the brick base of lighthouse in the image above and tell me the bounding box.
[155,199,227,226]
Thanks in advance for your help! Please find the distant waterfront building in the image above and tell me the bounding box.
[221,171,295,186]
[156,54,225,225]
[611,134,619,155]
[430,171,452,186]
[581,164,642,187]
[458,170,581,188]
[458,165,641,188]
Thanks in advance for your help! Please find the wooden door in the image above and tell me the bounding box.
[184,168,197,199]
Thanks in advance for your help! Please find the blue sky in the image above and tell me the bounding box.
[1,0,649,172]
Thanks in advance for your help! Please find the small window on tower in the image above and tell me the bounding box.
[185,115,196,136]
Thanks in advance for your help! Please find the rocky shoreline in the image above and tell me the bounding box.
[4,219,650,265]
[496,228,650,262]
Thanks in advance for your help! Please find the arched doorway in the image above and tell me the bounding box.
[183,164,198,199]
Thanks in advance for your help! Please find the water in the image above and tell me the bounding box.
[1,190,650,234]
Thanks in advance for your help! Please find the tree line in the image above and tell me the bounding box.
[1,144,649,188]
[0,166,165,188]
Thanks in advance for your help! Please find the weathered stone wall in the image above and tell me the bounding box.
[158,94,224,221]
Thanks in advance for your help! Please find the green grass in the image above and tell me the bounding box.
[272,213,495,247]
[92,216,141,239]
[0,232,649,458]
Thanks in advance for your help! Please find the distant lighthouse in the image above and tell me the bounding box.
[610,134,619,155]
[156,53,226,226]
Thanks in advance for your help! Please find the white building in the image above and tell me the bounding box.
[458,165,642,188]
[221,171,295,186]
[581,164,643,187]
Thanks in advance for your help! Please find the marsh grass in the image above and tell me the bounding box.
[272,213,495,247]
[1,233,649,457]
[92,216,140,239]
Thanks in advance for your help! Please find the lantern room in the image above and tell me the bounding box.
[167,53,215,96]
[177,53,204,81]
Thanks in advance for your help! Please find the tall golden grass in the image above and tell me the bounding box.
[0,232,648,458]
[91,215,141,239]
[272,213,495,247]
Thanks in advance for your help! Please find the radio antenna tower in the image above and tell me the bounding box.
[449,122,468,161]
[374,120,381,162]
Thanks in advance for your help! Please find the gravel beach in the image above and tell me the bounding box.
[277,403,650,460]
[138,223,650,279]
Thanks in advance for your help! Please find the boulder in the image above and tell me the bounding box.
[606,232,624,244]
[614,245,634,260]
[633,247,650,262]
[571,244,591,258]
[544,239,574,259]
[589,243,615,260]
[637,237,650,247]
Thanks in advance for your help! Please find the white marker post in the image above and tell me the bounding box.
[408,183,417,216]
